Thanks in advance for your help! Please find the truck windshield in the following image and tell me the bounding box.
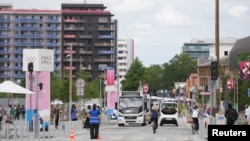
[119,97,143,114]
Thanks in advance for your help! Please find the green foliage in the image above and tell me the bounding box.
[178,102,184,114]
[123,57,146,91]
[145,65,163,94]
[162,54,197,90]
[84,78,100,98]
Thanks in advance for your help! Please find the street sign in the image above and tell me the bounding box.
[248,88,250,97]
[200,91,211,95]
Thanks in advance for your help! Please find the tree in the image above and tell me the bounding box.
[145,65,163,94]
[123,57,146,91]
[84,78,100,98]
[162,54,197,90]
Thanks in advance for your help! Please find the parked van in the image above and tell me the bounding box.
[159,101,178,126]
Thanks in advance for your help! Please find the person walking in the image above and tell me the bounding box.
[70,104,78,121]
[89,104,101,139]
[225,103,238,125]
[246,105,250,125]
[192,105,200,133]
[0,105,3,130]
[54,104,60,129]
[83,105,91,130]
[151,104,160,134]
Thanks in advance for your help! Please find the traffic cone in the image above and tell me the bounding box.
[97,134,101,139]
[69,128,75,140]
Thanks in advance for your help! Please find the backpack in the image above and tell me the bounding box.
[228,109,238,121]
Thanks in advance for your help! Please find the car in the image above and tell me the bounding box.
[159,101,178,126]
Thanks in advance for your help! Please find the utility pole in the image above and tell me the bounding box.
[215,0,220,113]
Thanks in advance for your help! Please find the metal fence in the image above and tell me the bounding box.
[0,112,111,141]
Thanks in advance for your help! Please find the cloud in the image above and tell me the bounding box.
[154,6,193,26]
[228,5,249,18]
[109,0,154,13]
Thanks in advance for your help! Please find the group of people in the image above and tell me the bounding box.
[0,104,25,122]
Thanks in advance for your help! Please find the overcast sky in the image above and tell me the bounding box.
[4,0,250,67]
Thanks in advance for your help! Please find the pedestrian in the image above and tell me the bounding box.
[246,105,250,125]
[70,104,77,121]
[192,105,200,133]
[224,103,238,125]
[150,104,160,134]
[54,104,60,129]
[0,105,3,130]
[21,105,25,119]
[83,105,91,130]
[89,103,101,139]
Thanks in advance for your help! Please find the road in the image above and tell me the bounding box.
[54,116,201,141]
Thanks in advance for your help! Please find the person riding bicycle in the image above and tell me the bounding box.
[151,104,160,133]
[192,105,200,133]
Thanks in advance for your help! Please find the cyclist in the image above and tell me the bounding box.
[192,105,200,134]
[151,104,160,134]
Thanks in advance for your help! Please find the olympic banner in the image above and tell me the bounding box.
[26,71,50,130]
[23,49,54,72]
[106,69,115,85]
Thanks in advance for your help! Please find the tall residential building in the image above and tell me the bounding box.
[0,4,61,82]
[61,4,117,80]
[117,39,134,91]
[0,3,117,82]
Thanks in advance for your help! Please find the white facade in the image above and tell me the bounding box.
[117,39,134,91]
[209,38,237,59]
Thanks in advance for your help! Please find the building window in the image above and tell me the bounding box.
[224,51,228,56]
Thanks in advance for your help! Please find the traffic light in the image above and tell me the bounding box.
[211,61,218,80]
[28,62,33,73]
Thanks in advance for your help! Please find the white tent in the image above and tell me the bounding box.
[0,80,34,94]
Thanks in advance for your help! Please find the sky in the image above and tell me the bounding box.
[3,0,250,67]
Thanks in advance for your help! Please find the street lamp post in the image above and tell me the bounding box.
[66,43,74,128]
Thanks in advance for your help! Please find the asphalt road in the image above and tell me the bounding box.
[54,116,202,141]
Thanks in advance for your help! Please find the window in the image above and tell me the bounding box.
[224,51,228,56]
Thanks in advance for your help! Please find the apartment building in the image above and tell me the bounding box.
[117,39,134,91]
[0,3,117,82]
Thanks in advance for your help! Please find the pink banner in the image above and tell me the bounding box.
[25,71,50,122]
[106,69,115,85]
[107,91,117,109]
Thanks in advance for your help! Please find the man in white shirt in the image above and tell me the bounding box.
[192,105,200,133]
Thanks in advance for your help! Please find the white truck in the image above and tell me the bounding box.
[117,91,147,126]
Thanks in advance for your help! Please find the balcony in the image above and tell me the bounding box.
[79,35,92,39]
[64,19,77,23]
[98,27,115,31]
[64,27,77,30]
[98,50,115,55]
[0,50,22,54]
[0,26,9,29]
[1,66,22,70]
[79,50,92,54]
[0,74,25,78]
[64,34,76,38]
[98,35,115,39]
[94,42,114,46]
[0,18,10,22]
[14,19,41,22]
[0,42,8,46]
[94,58,115,62]
[46,19,60,23]
[14,26,41,30]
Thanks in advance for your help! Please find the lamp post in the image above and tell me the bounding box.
[65,43,74,126]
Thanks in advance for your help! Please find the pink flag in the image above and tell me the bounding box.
[106,69,115,85]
